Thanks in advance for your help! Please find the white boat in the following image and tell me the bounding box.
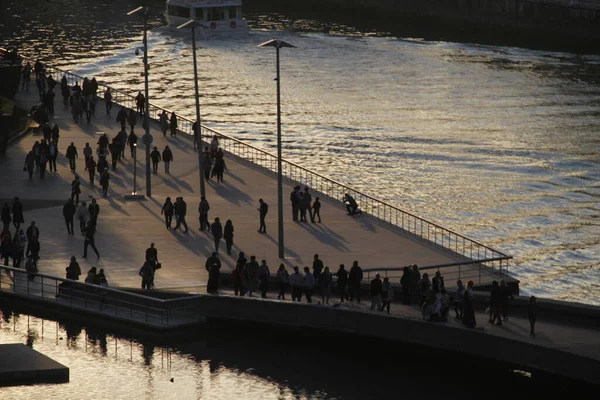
[165,0,249,36]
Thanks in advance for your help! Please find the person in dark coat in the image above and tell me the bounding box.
[211,217,223,254]
[224,219,234,255]
[127,130,138,157]
[303,187,313,222]
[202,152,212,181]
[312,197,322,223]
[24,151,36,180]
[66,142,78,172]
[145,243,159,269]
[410,264,421,305]
[312,254,324,288]
[116,107,127,131]
[162,146,173,174]
[174,197,188,232]
[109,138,121,170]
[135,91,145,115]
[39,152,48,179]
[25,221,39,256]
[86,156,97,185]
[89,198,100,224]
[82,222,100,259]
[298,192,307,222]
[336,264,348,302]
[61,75,70,106]
[62,198,76,235]
[71,176,81,205]
[400,266,411,304]
[97,156,108,178]
[463,280,476,328]
[127,109,137,133]
[198,196,210,232]
[257,199,268,233]
[139,261,154,290]
[100,168,110,197]
[150,146,161,174]
[0,231,12,266]
[169,112,177,137]
[212,154,226,183]
[207,261,221,294]
[348,260,363,303]
[528,296,538,337]
[161,197,174,230]
[1,203,11,232]
[66,256,82,280]
[12,197,24,231]
[290,186,300,221]
[11,237,22,268]
[489,280,503,326]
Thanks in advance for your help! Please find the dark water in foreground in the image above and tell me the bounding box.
[1,0,599,306]
[0,308,589,399]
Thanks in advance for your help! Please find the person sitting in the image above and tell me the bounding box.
[343,193,361,215]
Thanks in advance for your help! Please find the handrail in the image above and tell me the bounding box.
[29,59,511,268]
[362,256,513,273]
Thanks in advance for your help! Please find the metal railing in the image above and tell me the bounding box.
[0,265,203,328]
[363,257,512,286]
[35,61,511,271]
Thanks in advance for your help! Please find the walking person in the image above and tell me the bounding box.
[290,186,300,221]
[62,198,76,235]
[348,261,363,303]
[22,62,32,91]
[528,296,538,337]
[244,256,259,297]
[135,91,145,115]
[303,187,313,222]
[11,236,23,269]
[60,75,69,106]
[210,217,222,253]
[82,222,100,259]
[127,130,138,157]
[233,252,247,296]
[162,146,173,174]
[224,219,234,255]
[381,277,393,314]
[77,201,89,235]
[139,261,154,290]
[212,153,226,183]
[276,264,289,300]
[83,143,92,170]
[12,197,24,231]
[298,192,307,222]
[48,141,58,173]
[370,273,383,311]
[71,176,81,205]
[489,280,503,326]
[150,146,161,174]
[198,196,210,232]
[400,266,411,304]
[258,259,270,298]
[86,156,96,185]
[145,242,159,270]
[39,152,48,179]
[202,152,212,182]
[89,198,100,225]
[161,197,174,230]
[159,110,169,136]
[320,266,333,305]
[463,280,476,328]
[303,266,315,303]
[257,199,268,233]
[336,264,348,302]
[312,254,324,289]
[100,168,110,197]
[25,221,40,257]
[290,266,303,302]
[127,109,137,133]
[24,151,35,180]
[206,257,221,294]
[66,142,78,172]
[51,124,60,148]
[116,106,127,131]
[169,112,177,137]
[104,87,112,115]
[312,197,322,223]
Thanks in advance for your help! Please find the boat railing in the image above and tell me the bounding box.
[0,265,204,327]
[38,62,511,272]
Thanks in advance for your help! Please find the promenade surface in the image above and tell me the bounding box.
[1,89,463,291]
[1,89,599,385]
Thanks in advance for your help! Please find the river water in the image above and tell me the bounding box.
[1,0,599,306]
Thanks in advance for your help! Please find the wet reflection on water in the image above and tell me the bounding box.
[1,0,600,304]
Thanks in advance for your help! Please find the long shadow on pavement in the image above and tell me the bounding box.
[296,221,351,252]
[211,180,253,205]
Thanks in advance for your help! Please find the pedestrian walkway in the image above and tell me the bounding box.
[1,88,466,291]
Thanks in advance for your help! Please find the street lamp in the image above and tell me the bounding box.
[177,20,208,198]
[128,6,153,197]
[124,143,144,200]
[258,38,295,259]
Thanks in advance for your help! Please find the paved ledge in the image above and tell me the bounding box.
[0,344,69,386]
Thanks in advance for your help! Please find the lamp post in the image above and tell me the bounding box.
[258,39,295,259]
[128,6,153,197]
[177,20,208,198]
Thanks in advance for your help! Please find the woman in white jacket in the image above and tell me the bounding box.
[77,201,90,235]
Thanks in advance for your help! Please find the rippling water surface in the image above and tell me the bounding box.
[2,0,600,305]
